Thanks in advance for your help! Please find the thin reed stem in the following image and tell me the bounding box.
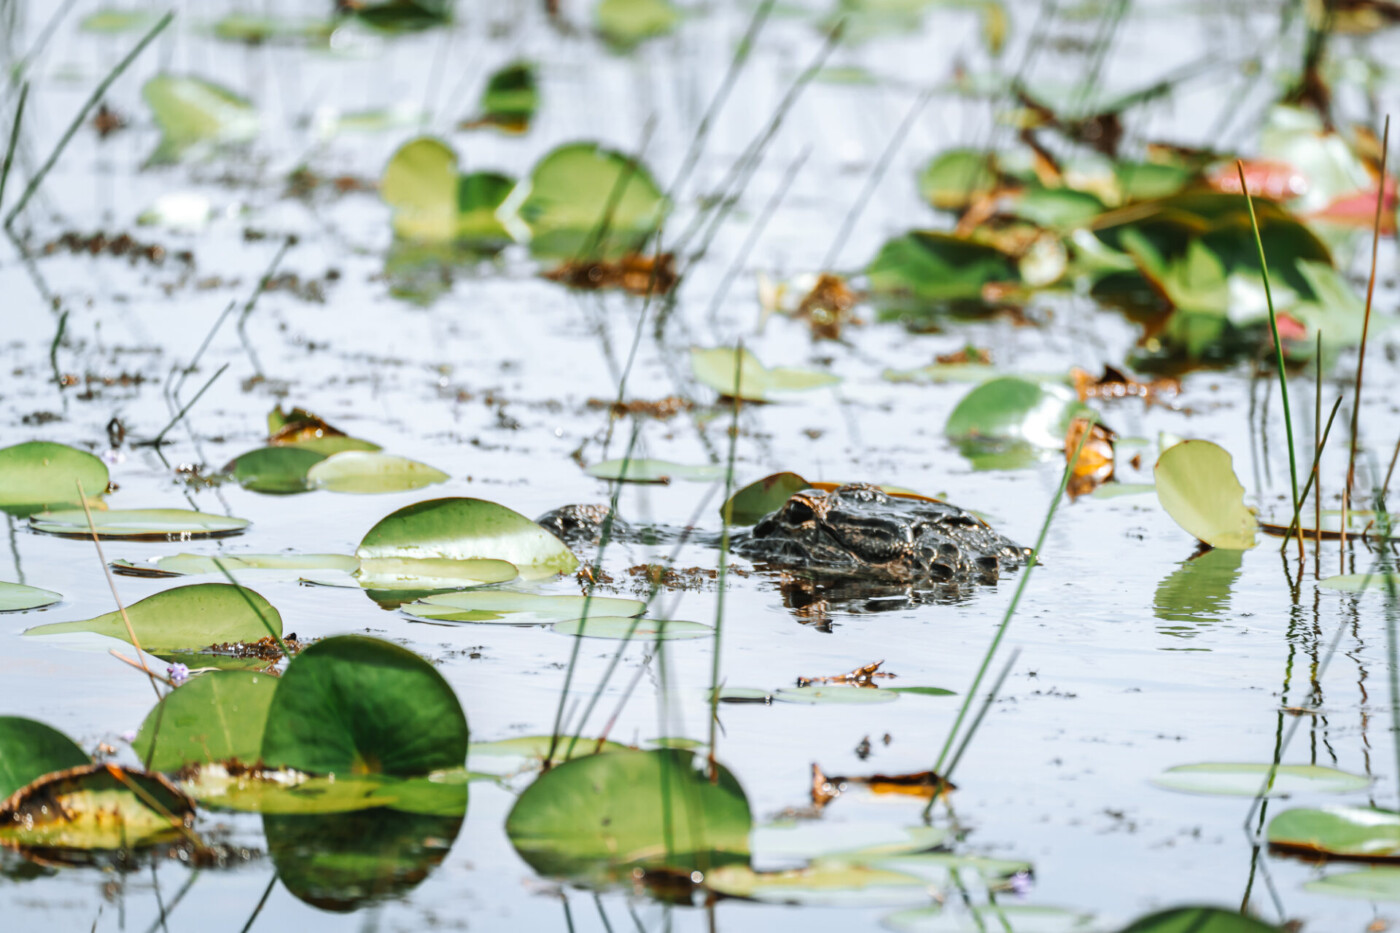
[139,362,228,447]
[0,82,29,210]
[1238,161,1303,560]
[1279,395,1343,544]
[707,343,744,781]
[942,647,1020,787]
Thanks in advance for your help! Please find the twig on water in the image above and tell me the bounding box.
[4,12,173,230]
[1238,161,1303,560]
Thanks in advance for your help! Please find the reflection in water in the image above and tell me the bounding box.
[264,794,466,913]
[1153,547,1244,643]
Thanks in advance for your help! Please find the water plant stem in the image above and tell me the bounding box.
[707,343,744,781]
[941,647,1020,787]
[0,81,29,210]
[1237,161,1303,560]
[1277,395,1343,544]
[922,416,1095,820]
[4,12,172,230]
[138,362,228,447]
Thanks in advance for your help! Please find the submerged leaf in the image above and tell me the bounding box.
[260,635,469,777]
[506,748,750,880]
[24,583,281,651]
[354,556,518,590]
[133,671,277,772]
[0,442,109,516]
[357,497,578,578]
[885,904,1095,932]
[1154,441,1258,550]
[704,862,927,907]
[1304,868,1400,902]
[773,687,899,705]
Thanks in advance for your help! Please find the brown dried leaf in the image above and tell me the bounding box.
[542,252,677,296]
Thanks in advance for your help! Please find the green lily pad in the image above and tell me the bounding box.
[867,231,1017,304]
[1154,440,1258,550]
[506,748,751,879]
[350,0,454,33]
[918,149,998,212]
[705,862,928,906]
[142,74,259,164]
[29,508,250,540]
[354,556,518,590]
[722,472,812,525]
[885,686,956,697]
[1151,763,1370,797]
[0,582,61,612]
[184,768,467,817]
[595,0,681,49]
[466,735,632,776]
[462,61,537,133]
[585,458,723,484]
[406,590,644,624]
[551,616,710,640]
[1115,907,1286,933]
[225,446,327,494]
[81,9,160,32]
[1092,482,1156,499]
[0,442,109,516]
[132,671,278,772]
[264,803,464,912]
[209,13,334,44]
[1268,806,1400,860]
[945,377,1088,448]
[772,687,899,705]
[519,142,666,260]
[711,687,772,703]
[357,497,578,579]
[306,451,449,494]
[885,905,1095,932]
[24,582,281,651]
[142,553,359,577]
[260,635,469,777]
[1304,868,1400,902]
[753,823,949,862]
[0,717,89,800]
[0,765,194,852]
[380,137,515,249]
[691,347,841,402]
[882,363,999,384]
[1319,572,1400,593]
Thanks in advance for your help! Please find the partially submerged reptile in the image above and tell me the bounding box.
[537,482,1029,593]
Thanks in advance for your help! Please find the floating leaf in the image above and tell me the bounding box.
[506,748,750,880]
[0,765,194,853]
[357,497,578,578]
[772,687,899,705]
[1154,441,1258,550]
[867,231,1016,304]
[142,74,259,164]
[711,687,772,703]
[354,556,518,590]
[1115,907,1286,933]
[132,671,277,772]
[1151,763,1369,798]
[265,803,464,911]
[595,0,681,49]
[210,13,334,44]
[81,8,160,32]
[1268,805,1400,859]
[753,822,949,861]
[467,735,632,776]
[0,442,109,516]
[0,583,61,612]
[585,458,722,484]
[885,686,955,697]
[551,616,710,640]
[1319,572,1400,593]
[723,472,812,524]
[0,718,89,800]
[24,583,281,651]
[382,137,454,242]
[139,553,359,577]
[690,347,840,402]
[885,904,1096,932]
[881,362,998,384]
[225,446,327,494]
[186,771,397,814]
[519,142,666,260]
[350,0,454,33]
[306,451,449,495]
[918,149,998,212]
[704,862,927,907]
[1304,868,1400,902]
[260,635,468,777]
[406,591,644,624]
[461,61,537,133]
[946,377,1088,449]
[29,508,250,540]
[1092,482,1156,499]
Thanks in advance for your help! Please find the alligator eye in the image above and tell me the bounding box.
[784,494,820,525]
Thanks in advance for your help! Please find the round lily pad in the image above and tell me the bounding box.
[722,472,812,525]
[307,451,449,495]
[945,377,1087,448]
[1151,762,1369,797]
[357,497,578,579]
[29,508,250,540]
[550,616,711,640]
[0,441,109,516]
[132,671,278,772]
[1267,805,1400,859]
[519,142,666,260]
[406,591,644,624]
[1154,440,1258,550]
[23,582,282,651]
[225,446,327,494]
[0,717,89,800]
[260,635,469,777]
[0,582,61,612]
[1115,907,1286,932]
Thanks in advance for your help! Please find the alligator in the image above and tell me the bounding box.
[537,483,1030,611]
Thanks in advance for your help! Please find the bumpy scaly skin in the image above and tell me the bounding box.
[732,483,1029,584]
[538,483,1028,587]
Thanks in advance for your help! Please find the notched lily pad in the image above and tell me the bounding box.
[519,141,666,260]
[224,446,327,494]
[142,73,259,164]
[23,582,281,651]
[0,442,109,516]
[307,451,449,494]
[1154,441,1257,550]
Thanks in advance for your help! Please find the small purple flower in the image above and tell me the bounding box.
[166,663,190,686]
[1008,871,1033,896]
[120,730,137,743]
